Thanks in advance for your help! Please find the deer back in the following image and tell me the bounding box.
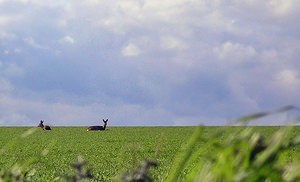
[87,125,104,131]
[44,125,52,130]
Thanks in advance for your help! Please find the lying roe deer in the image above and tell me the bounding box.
[38,120,52,130]
[87,119,108,131]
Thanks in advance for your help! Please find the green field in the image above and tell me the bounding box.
[0,126,300,181]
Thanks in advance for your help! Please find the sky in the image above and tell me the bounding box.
[0,0,300,126]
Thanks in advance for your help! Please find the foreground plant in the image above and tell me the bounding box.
[119,159,158,182]
[0,163,36,182]
[165,105,300,182]
[62,156,93,182]
[187,127,300,181]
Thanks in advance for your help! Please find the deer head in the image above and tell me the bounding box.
[38,120,44,128]
[103,119,108,129]
[103,119,108,124]
[38,120,51,130]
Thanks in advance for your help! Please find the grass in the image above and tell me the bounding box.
[0,126,300,181]
[0,126,194,181]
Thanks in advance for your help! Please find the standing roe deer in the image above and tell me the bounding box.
[38,120,52,130]
[87,119,108,131]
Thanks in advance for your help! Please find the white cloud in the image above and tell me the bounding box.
[60,35,75,44]
[263,69,300,105]
[14,48,21,53]
[260,49,279,62]
[122,43,141,57]
[0,31,17,40]
[0,15,22,26]
[17,0,65,7]
[160,35,187,51]
[0,16,9,25]
[214,41,257,63]
[23,37,49,50]
[3,50,9,54]
[227,74,260,112]
[4,63,24,77]
[268,0,299,17]
[0,78,13,93]
[1,48,21,55]
[117,1,144,12]
[274,69,300,88]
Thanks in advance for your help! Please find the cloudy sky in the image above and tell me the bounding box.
[1,0,300,126]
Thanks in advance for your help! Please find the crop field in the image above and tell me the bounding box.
[0,126,300,181]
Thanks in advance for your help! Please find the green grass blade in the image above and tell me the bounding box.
[165,126,203,182]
